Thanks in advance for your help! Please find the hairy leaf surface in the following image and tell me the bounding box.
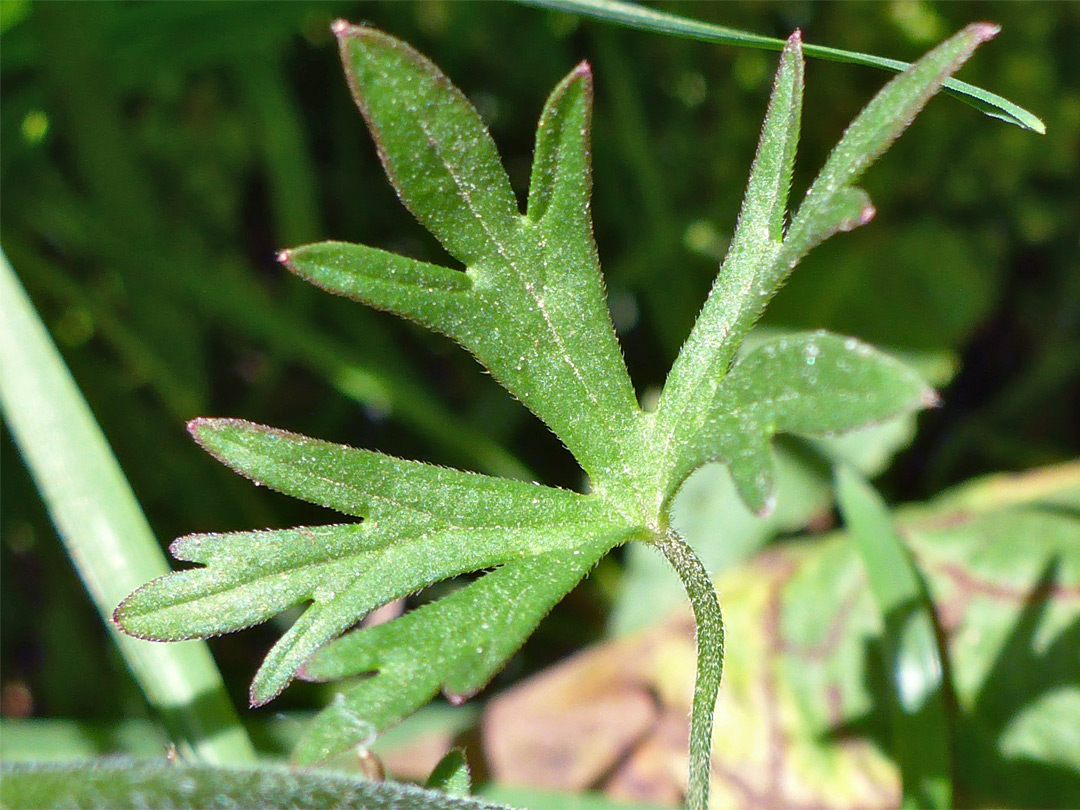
[116,419,622,705]
[114,21,999,777]
[652,24,992,509]
[287,26,643,500]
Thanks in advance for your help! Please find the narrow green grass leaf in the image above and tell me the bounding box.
[0,249,254,764]
[518,0,1044,134]
[0,760,512,810]
[0,718,166,763]
[836,466,952,809]
[295,533,625,764]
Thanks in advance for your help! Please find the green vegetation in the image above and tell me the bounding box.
[2,4,1076,809]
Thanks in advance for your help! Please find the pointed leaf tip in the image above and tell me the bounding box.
[330,18,351,37]
[250,683,275,709]
[786,29,802,48]
[186,416,210,442]
[187,416,234,447]
[921,387,943,409]
[275,249,290,264]
[968,22,1001,44]
[444,690,469,707]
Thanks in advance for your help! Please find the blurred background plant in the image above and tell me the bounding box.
[2,2,1077,808]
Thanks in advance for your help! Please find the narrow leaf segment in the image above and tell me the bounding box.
[652,25,988,515]
[115,419,626,708]
[113,20,1009,809]
[291,24,645,507]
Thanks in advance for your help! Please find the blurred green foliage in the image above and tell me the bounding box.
[1,1,1078,805]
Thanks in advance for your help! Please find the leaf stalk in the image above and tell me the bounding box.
[653,530,724,810]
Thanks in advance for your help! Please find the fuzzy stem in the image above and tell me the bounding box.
[654,530,724,810]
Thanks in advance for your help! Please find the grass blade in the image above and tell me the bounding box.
[0,247,255,764]
[519,0,1044,134]
[835,465,952,809]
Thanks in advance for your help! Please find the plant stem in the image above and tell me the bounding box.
[654,530,724,810]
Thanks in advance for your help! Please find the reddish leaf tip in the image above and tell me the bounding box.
[921,387,943,409]
[443,689,469,707]
[186,416,246,452]
[186,417,211,441]
[858,201,877,226]
[330,18,351,37]
[249,684,276,709]
[276,249,291,264]
[787,29,803,47]
[968,22,1001,44]
[571,60,592,78]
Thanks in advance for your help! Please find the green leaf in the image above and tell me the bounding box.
[333,24,519,265]
[115,419,623,706]
[653,24,991,513]
[0,719,166,763]
[112,22,1010,809]
[287,25,643,498]
[294,533,623,764]
[184,419,605,529]
[836,466,951,809]
[652,31,805,501]
[517,0,1044,134]
[426,749,472,796]
[674,331,933,515]
[0,760,512,810]
[782,23,1001,264]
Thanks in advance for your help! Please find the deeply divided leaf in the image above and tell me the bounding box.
[653,24,992,511]
[293,533,625,764]
[783,23,1000,266]
[333,24,520,266]
[287,24,643,498]
[115,420,623,706]
[693,332,933,515]
[113,19,1005,775]
[653,31,805,500]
